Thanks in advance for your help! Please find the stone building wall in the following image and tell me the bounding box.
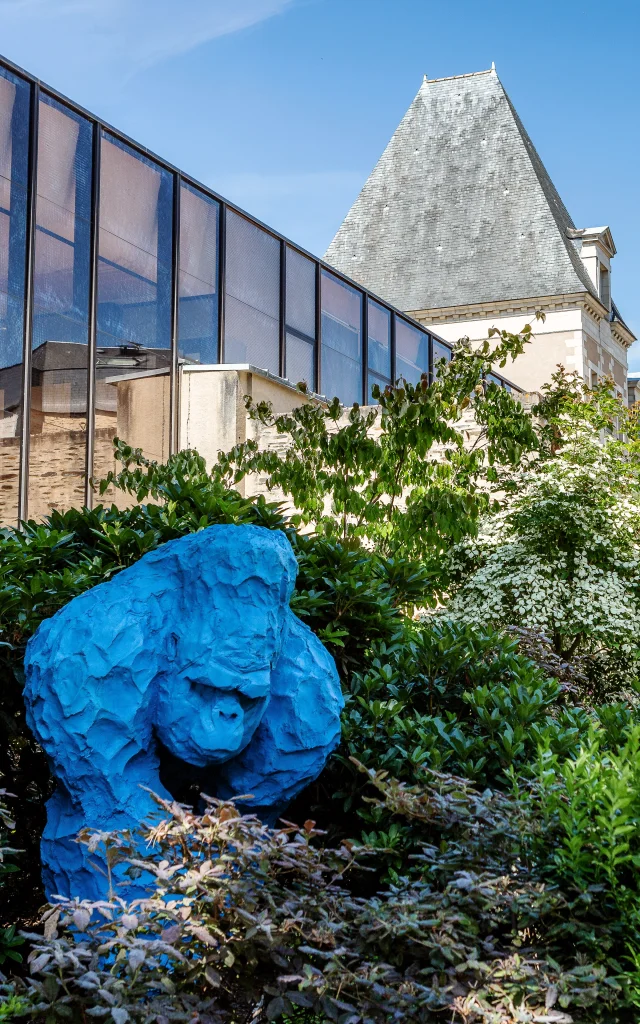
[179,365,319,512]
[179,365,540,509]
[418,301,630,399]
[1,363,540,527]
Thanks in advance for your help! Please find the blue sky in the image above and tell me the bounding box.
[1,0,638,364]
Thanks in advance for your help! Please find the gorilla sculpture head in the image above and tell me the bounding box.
[24,525,343,901]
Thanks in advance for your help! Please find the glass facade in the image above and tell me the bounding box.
[178,182,219,366]
[95,133,172,500]
[396,315,429,386]
[0,67,29,526]
[0,55,519,524]
[321,270,363,407]
[432,338,452,378]
[367,299,391,402]
[285,246,316,390]
[224,210,280,372]
[29,95,92,518]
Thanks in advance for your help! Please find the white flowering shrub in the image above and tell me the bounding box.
[448,541,639,655]
[443,371,640,675]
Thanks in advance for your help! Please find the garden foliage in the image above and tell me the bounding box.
[2,337,640,1021]
[7,754,640,1024]
[443,369,640,691]
[213,321,540,556]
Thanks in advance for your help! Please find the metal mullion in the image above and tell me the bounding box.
[279,240,286,379]
[362,294,369,405]
[428,332,434,385]
[218,203,226,361]
[18,80,39,525]
[169,172,181,456]
[390,313,397,385]
[84,121,101,508]
[314,262,322,394]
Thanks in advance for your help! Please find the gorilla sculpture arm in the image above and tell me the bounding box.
[24,525,343,901]
[215,612,341,821]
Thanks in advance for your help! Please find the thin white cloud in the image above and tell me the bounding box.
[0,0,296,75]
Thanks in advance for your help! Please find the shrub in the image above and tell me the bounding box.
[290,536,431,678]
[442,372,640,691]
[213,323,540,558]
[340,619,587,787]
[0,793,23,968]
[309,619,599,879]
[0,447,432,918]
[4,766,637,1023]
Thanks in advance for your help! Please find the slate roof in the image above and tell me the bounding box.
[324,69,598,312]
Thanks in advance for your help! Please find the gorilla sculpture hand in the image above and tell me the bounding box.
[24,525,343,901]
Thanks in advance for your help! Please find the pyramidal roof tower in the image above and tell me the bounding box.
[324,67,634,397]
[325,67,596,309]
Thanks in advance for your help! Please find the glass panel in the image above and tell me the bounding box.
[432,338,451,379]
[285,331,314,390]
[179,271,218,365]
[28,97,93,520]
[0,69,30,186]
[286,247,315,339]
[320,270,362,406]
[367,299,391,380]
[34,199,90,318]
[0,68,30,527]
[486,373,502,386]
[36,96,91,214]
[285,248,315,389]
[395,316,429,386]
[432,339,451,363]
[225,294,279,370]
[224,210,280,371]
[178,183,219,365]
[99,135,172,260]
[0,176,27,307]
[95,134,172,503]
[368,372,390,405]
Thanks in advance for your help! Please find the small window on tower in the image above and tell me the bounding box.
[590,369,598,389]
[599,264,610,310]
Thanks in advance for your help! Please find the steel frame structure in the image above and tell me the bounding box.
[0,52,521,523]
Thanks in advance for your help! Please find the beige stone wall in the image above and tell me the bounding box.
[415,304,630,399]
[95,373,171,509]
[179,366,319,508]
[0,438,20,527]
[417,308,586,393]
[0,359,548,529]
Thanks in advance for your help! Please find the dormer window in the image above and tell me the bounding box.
[566,226,616,313]
[599,263,610,310]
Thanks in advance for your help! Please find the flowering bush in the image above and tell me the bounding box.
[442,372,640,686]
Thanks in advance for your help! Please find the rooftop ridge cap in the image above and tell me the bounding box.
[423,69,494,84]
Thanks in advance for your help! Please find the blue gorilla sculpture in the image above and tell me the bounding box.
[24,525,343,901]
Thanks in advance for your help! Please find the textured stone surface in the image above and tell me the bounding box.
[324,69,596,311]
[24,525,343,900]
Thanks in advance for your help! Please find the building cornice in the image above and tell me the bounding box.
[410,292,635,349]
[611,320,636,349]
